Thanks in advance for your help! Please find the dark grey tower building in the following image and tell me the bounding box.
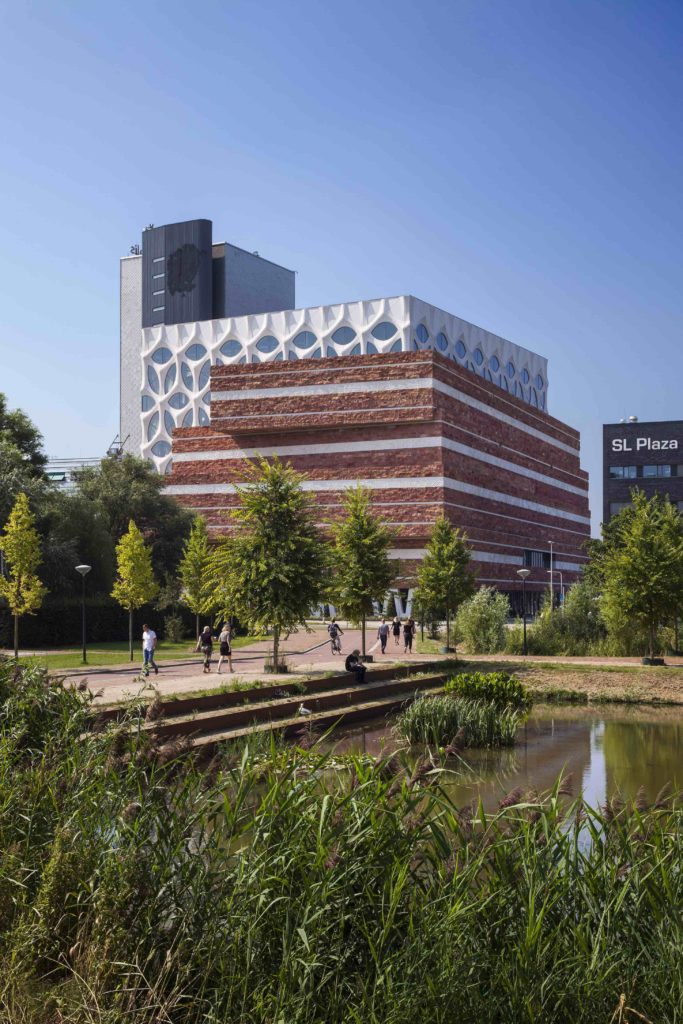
[120,218,295,460]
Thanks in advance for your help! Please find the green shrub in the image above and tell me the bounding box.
[394,694,521,747]
[444,671,529,707]
[455,586,509,653]
[163,613,187,642]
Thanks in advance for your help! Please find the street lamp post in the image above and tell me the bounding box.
[75,565,92,664]
[547,569,564,611]
[516,568,531,655]
[548,540,554,609]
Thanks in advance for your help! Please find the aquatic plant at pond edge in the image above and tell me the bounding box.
[3,659,683,1023]
[394,693,522,747]
[444,670,530,707]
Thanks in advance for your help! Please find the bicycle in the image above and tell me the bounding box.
[330,634,342,655]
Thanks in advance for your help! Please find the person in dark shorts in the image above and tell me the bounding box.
[345,649,366,684]
[217,624,233,674]
[392,616,401,646]
[403,620,414,654]
[196,625,214,673]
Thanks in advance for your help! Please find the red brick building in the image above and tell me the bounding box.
[165,349,590,614]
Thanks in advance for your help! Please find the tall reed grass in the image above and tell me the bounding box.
[1,660,682,1023]
[395,693,522,747]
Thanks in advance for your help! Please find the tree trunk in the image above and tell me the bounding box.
[361,616,366,658]
[196,613,200,641]
[14,615,18,660]
[129,608,134,661]
[446,610,450,651]
[649,619,656,661]
[273,624,280,670]
[675,613,680,653]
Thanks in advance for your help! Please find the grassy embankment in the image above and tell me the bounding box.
[12,635,263,671]
[2,659,683,1023]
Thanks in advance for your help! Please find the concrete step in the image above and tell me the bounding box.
[152,671,447,746]
[96,659,450,725]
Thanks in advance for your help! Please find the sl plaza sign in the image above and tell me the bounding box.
[612,437,679,452]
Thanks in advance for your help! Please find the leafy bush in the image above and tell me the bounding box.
[444,671,529,707]
[163,613,187,642]
[395,694,521,747]
[505,582,609,656]
[455,586,509,653]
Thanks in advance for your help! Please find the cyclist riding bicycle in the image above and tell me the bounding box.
[327,619,344,654]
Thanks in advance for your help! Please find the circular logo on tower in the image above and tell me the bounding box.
[166,243,201,295]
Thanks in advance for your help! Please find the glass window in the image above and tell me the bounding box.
[485,369,493,382]
[146,412,159,440]
[609,466,637,479]
[524,549,550,569]
[151,441,171,457]
[501,376,509,392]
[164,459,173,475]
[292,331,317,349]
[531,388,539,408]
[141,395,154,411]
[325,346,338,358]
[182,410,194,428]
[436,332,448,351]
[198,361,211,390]
[198,408,210,426]
[455,339,467,358]
[169,392,188,409]
[332,326,356,345]
[643,464,672,478]
[147,366,160,394]
[536,373,544,389]
[256,335,279,353]
[415,324,429,343]
[389,339,402,353]
[186,343,207,361]
[366,341,378,355]
[521,368,530,384]
[610,502,631,516]
[164,364,176,393]
[506,361,515,378]
[151,347,172,364]
[203,392,211,405]
[371,321,397,340]
[489,355,500,372]
[181,363,193,389]
[164,411,175,435]
[220,340,242,358]
[473,348,484,366]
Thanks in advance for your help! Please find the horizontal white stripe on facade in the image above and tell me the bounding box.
[211,377,578,455]
[166,475,590,525]
[388,548,523,565]
[174,435,586,497]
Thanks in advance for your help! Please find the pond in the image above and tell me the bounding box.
[324,704,683,812]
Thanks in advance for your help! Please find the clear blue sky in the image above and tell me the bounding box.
[1,0,681,533]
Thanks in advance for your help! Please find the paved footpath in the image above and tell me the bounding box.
[55,627,437,704]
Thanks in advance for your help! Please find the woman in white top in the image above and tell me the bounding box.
[218,624,233,674]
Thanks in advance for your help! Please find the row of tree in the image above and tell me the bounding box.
[0,457,476,662]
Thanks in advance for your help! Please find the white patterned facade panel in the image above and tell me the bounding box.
[139,294,548,473]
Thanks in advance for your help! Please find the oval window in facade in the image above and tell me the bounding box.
[151,440,171,457]
[371,321,397,340]
[256,335,279,353]
[331,326,356,345]
[186,343,207,361]
[292,331,317,349]
[169,392,189,409]
[220,340,242,358]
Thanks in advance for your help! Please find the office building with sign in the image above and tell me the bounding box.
[121,218,591,610]
[603,418,683,523]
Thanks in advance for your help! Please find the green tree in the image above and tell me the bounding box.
[0,493,47,657]
[455,586,509,653]
[208,458,326,669]
[178,516,213,638]
[329,485,393,658]
[0,393,46,473]
[76,454,192,577]
[414,515,475,651]
[590,491,683,659]
[111,521,159,660]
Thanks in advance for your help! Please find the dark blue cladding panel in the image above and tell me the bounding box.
[142,220,213,327]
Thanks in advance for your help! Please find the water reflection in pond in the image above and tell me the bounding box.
[324,705,683,812]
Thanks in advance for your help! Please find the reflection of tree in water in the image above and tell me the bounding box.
[602,721,683,802]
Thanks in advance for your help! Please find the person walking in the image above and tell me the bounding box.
[327,618,344,654]
[392,616,401,646]
[141,624,159,676]
[403,619,414,654]
[217,623,233,674]
[377,617,390,654]
[345,649,367,685]
[196,625,214,673]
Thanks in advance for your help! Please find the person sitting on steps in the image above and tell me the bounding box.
[345,648,367,685]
